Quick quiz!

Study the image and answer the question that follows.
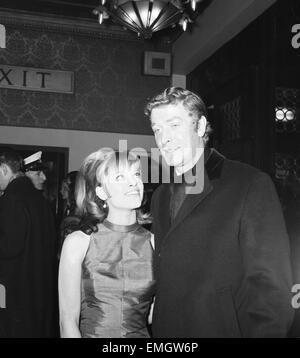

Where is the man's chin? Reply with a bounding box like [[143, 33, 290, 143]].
[[164, 157, 183, 168], [162, 153, 181, 167]]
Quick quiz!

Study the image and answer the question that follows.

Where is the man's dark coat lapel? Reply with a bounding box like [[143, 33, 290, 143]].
[[156, 149, 225, 251]]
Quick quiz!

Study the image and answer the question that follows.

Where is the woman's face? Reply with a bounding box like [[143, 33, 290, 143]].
[[103, 161, 144, 212], [60, 179, 69, 200]]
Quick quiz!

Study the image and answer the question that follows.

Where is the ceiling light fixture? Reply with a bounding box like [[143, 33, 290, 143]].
[[93, 0, 202, 39]]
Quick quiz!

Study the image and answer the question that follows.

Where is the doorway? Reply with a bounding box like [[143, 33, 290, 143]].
[[0, 143, 68, 225]]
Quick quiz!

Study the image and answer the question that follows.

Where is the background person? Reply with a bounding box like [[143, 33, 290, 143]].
[[60, 171, 78, 218], [58, 171, 80, 256], [24, 151, 47, 191], [0, 148, 57, 337]]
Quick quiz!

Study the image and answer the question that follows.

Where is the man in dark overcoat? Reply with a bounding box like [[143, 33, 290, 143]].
[[145, 87, 294, 338], [0, 148, 57, 337]]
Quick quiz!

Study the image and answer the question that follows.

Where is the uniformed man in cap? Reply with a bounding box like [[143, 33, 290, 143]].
[[0, 148, 57, 337], [24, 151, 47, 191]]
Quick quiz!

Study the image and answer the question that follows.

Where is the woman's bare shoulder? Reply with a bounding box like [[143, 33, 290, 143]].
[[61, 230, 91, 261]]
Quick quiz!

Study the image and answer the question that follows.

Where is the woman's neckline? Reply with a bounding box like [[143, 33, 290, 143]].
[[103, 219, 139, 233]]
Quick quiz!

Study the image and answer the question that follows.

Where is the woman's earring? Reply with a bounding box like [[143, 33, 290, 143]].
[[103, 200, 107, 209]]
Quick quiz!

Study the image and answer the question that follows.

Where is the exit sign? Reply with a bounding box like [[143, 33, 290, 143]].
[[0, 65, 74, 93]]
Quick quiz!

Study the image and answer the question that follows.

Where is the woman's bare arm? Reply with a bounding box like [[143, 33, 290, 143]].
[[58, 231, 90, 338]]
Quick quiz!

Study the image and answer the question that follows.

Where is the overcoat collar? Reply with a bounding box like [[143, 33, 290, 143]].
[[157, 148, 225, 246], [4, 175, 33, 194]]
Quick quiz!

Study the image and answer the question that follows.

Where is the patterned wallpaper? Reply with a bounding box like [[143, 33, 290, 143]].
[[0, 24, 170, 134]]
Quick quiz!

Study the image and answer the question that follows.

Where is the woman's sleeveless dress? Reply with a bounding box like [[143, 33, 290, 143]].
[[80, 219, 155, 338]]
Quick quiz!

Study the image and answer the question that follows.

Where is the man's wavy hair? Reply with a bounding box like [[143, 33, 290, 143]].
[[75, 148, 149, 224], [144, 87, 212, 145], [0, 148, 24, 173]]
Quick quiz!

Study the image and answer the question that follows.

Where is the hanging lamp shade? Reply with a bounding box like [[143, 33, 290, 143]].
[[93, 0, 202, 39]]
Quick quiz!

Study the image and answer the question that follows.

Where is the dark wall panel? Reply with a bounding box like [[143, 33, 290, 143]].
[[0, 24, 170, 134]]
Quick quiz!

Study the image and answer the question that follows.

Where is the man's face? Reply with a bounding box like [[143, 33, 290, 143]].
[[0, 164, 10, 191], [26, 170, 46, 190], [150, 102, 204, 169]]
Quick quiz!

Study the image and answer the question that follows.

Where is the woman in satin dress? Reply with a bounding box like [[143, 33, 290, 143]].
[[58, 149, 155, 338]]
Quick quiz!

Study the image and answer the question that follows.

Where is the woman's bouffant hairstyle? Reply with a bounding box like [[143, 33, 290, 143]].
[[75, 148, 148, 224], [144, 87, 212, 145]]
